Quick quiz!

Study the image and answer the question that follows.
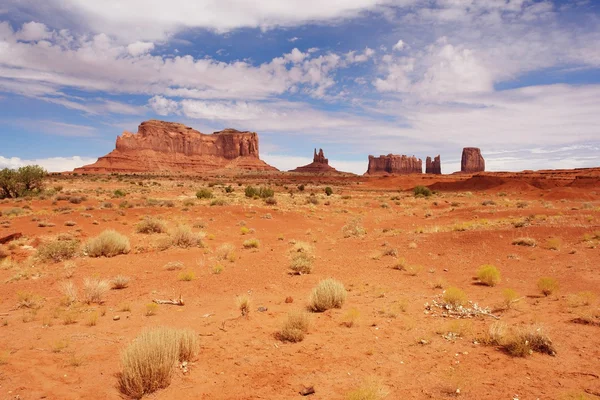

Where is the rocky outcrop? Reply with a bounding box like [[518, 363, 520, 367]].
[[75, 120, 277, 173], [461, 147, 485, 173], [366, 154, 422, 175], [426, 155, 441, 174], [290, 148, 340, 173]]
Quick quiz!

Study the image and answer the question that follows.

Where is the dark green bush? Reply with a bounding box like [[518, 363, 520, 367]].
[[413, 185, 432, 197], [196, 188, 213, 199], [324, 187, 333, 196], [0, 165, 47, 199]]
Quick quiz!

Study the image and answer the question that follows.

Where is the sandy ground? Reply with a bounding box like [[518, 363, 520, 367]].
[[0, 171, 599, 400]]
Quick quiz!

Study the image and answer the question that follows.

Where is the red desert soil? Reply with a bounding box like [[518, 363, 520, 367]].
[[0, 170, 599, 399]]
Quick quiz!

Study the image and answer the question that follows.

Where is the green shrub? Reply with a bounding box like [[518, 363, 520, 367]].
[[245, 186, 274, 198], [196, 188, 213, 199], [325, 187, 333, 196], [477, 265, 500, 287], [0, 165, 47, 199], [308, 279, 347, 312], [297, 184, 305, 191], [85, 230, 130, 257], [113, 189, 126, 198], [413, 185, 432, 197]]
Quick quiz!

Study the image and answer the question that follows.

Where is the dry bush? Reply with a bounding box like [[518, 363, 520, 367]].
[[85, 230, 130, 257], [502, 288, 520, 309], [242, 238, 260, 249], [16, 291, 43, 309], [118, 327, 198, 398], [346, 377, 389, 400], [135, 217, 167, 234], [236, 295, 251, 316], [443, 287, 467, 307], [341, 308, 360, 327], [86, 312, 98, 327], [111, 275, 130, 290], [145, 303, 158, 316], [342, 217, 366, 238], [277, 311, 310, 342], [169, 225, 203, 248], [504, 325, 556, 357], [37, 238, 79, 262], [289, 241, 315, 274], [82, 277, 110, 304], [178, 271, 195, 281], [512, 237, 537, 247], [545, 237, 561, 250], [215, 243, 236, 263], [477, 264, 500, 287], [163, 261, 183, 271], [60, 281, 78, 305], [538, 277, 559, 296], [308, 278, 347, 312], [566, 291, 596, 308]]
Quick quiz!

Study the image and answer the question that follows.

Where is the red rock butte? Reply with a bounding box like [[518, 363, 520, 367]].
[[74, 120, 277, 174], [426, 155, 441, 174], [461, 147, 485, 173], [289, 148, 342, 174], [366, 154, 423, 175]]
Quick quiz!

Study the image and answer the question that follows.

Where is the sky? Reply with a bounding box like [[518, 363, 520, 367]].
[[0, 0, 599, 174]]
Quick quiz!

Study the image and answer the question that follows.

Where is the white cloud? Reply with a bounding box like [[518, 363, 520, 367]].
[[127, 41, 154, 56], [288, 37, 300, 42], [15, 21, 51, 41], [149, 95, 180, 115], [392, 39, 405, 51], [0, 155, 97, 172]]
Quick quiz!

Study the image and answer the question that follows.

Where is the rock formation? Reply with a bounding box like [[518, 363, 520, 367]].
[[366, 154, 422, 175], [290, 148, 341, 173], [461, 147, 485, 173], [74, 120, 277, 173], [426, 155, 441, 174]]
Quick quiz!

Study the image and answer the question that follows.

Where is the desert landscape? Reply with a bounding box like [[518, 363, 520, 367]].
[[1, 120, 599, 400]]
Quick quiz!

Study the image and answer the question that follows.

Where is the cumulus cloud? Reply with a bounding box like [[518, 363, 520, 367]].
[[0, 155, 97, 172], [392, 39, 405, 51], [15, 21, 51, 41], [149, 95, 180, 116], [127, 41, 154, 56]]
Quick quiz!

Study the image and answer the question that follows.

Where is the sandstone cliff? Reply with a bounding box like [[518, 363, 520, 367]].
[[426, 155, 441, 174], [461, 147, 485, 173], [75, 120, 277, 173], [366, 154, 422, 175], [290, 148, 341, 173]]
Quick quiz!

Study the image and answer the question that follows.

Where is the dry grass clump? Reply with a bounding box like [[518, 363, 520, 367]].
[[37, 238, 79, 262], [163, 261, 184, 271], [169, 225, 203, 248], [346, 377, 389, 400], [60, 281, 78, 305], [82, 277, 110, 304], [145, 303, 158, 316], [16, 291, 43, 309], [476, 264, 500, 287], [501, 288, 520, 309], [111, 275, 130, 290], [485, 323, 556, 357], [236, 295, 251, 316], [289, 241, 315, 275], [242, 238, 260, 249], [342, 217, 367, 238], [442, 287, 467, 307], [512, 237, 537, 247], [178, 271, 195, 281], [118, 327, 198, 398], [135, 217, 167, 234], [566, 291, 596, 308], [308, 278, 347, 312], [341, 308, 360, 327], [277, 311, 310, 342], [545, 237, 562, 250], [85, 230, 130, 257], [538, 277, 559, 296], [215, 243, 236, 263]]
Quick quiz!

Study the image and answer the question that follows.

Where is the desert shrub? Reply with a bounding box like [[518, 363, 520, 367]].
[[178, 271, 195, 281], [512, 237, 536, 247], [69, 196, 84, 204], [289, 241, 314, 275], [111, 275, 130, 289], [244, 186, 274, 199], [502, 288, 520, 309], [443, 287, 467, 307], [413, 185, 432, 197], [82, 277, 110, 304], [85, 230, 130, 257], [245, 185, 258, 198], [240, 226, 250, 235], [308, 278, 347, 312], [16, 291, 43, 309], [113, 189, 126, 198], [342, 217, 366, 238], [477, 265, 500, 287], [324, 186, 333, 196], [277, 311, 310, 342], [236, 295, 251, 316], [545, 237, 561, 250], [145, 303, 158, 316], [341, 308, 360, 327], [538, 277, 558, 296], [482, 200, 496, 206], [224, 185, 234, 193], [118, 327, 198, 398], [2, 207, 24, 217], [216, 243, 236, 262], [37, 238, 79, 262], [264, 197, 277, 205], [64, 220, 76, 226], [243, 238, 260, 249], [297, 184, 305, 191], [497, 325, 556, 357], [210, 198, 226, 206], [169, 225, 203, 248], [60, 281, 78, 305], [135, 217, 166, 234], [306, 195, 319, 205], [196, 188, 213, 199], [346, 377, 389, 400], [0, 165, 46, 199]]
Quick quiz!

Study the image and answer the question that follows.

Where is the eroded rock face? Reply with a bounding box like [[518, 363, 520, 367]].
[[75, 120, 277, 173], [426, 155, 441, 174], [290, 148, 340, 173], [366, 154, 422, 175], [461, 147, 485, 173]]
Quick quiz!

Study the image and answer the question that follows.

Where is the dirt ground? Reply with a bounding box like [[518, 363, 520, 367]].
[[0, 170, 599, 400]]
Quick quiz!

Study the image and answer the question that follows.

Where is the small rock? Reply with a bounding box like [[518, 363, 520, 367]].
[[257, 306, 268, 312], [285, 296, 293, 303], [113, 315, 120, 321]]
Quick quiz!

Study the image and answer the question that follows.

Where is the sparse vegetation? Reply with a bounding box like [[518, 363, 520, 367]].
[[443, 287, 467, 307], [413, 185, 432, 197], [196, 188, 213, 199], [289, 241, 315, 274], [512, 237, 537, 247], [37, 238, 79, 262], [477, 264, 500, 286], [277, 311, 310, 342], [342, 217, 366, 238], [236, 295, 251, 316], [242, 238, 260, 249], [485, 322, 556, 357], [85, 230, 131, 257], [538, 277, 559, 296], [169, 225, 203, 248], [82, 277, 110, 304], [308, 278, 347, 312], [135, 217, 167, 234], [178, 271, 195, 281], [346, 377, 389, 400], [111, 275, 130, 290]]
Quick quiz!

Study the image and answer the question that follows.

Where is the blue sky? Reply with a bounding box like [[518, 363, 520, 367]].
[[0, 0, 599, 174]]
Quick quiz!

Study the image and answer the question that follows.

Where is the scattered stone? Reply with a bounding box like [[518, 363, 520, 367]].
[[299, 385, 315, 396], [257, 306, 268, 312], [113, 315, 120, 321], [285, 296, 294, 303]]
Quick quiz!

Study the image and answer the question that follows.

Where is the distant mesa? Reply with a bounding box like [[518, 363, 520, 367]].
[[289, 148, 341, 174], [74, 120, 277, 174], [426, 155, 441, 174], [366, 154, 422, 175], [461, 147, 485, 173]]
